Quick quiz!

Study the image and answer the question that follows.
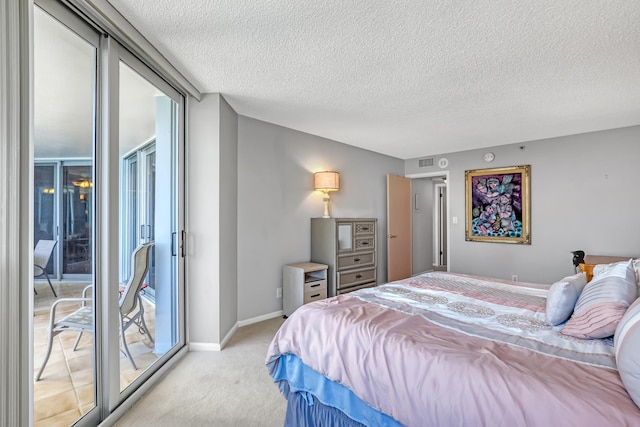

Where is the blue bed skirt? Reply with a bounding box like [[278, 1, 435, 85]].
[[285, 387, 368, 427], [269, 354, 403, 427]]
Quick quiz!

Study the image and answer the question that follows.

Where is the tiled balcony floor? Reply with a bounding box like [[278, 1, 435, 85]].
[[33, 281, 159, 427]]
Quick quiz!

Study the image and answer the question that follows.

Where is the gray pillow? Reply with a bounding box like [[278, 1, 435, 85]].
[[545, 272, 587, 326]]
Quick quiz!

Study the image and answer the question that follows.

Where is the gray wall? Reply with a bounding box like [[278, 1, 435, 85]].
[[219, 96, 239, 336], [237, 116, 404, 321], [405, 125, 640, 284], [187, 93, 238, 346]]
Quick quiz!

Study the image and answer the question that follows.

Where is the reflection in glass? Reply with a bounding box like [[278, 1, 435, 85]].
[[63, 165, 92, 275], [34, 164, 56, 274]]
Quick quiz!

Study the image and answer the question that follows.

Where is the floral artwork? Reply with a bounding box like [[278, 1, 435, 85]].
[[465, 165, 530, 244]]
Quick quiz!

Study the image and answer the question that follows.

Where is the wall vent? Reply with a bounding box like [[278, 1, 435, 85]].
[[418, 157, 434, 168]]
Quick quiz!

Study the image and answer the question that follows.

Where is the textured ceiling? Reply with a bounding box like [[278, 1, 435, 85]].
[[107, 0, 640, 159]]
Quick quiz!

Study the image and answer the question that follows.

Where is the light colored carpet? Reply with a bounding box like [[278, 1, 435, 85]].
[[115, 317, 287, 427]]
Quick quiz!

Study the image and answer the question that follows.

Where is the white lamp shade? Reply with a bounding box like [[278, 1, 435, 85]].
[[314, 171, 340, 192]]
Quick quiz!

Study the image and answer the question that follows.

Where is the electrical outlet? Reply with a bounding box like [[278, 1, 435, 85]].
[[276, 287, 282, 298], [511, 275, 518, 282]]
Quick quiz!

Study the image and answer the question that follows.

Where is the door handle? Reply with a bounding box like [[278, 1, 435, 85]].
[[388, 234, 397, 238]]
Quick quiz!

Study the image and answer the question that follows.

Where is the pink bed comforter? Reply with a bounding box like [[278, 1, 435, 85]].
[[266, 272, 640, 427]]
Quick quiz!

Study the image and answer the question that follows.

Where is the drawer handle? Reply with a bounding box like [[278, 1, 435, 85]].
[[355, 274, 362, 279], [361, 242, 369, 245], [310, 293, 321, 298], [310, 283, 320, 288], [354, 258, 361, 262], [362, 227, 369, 231]]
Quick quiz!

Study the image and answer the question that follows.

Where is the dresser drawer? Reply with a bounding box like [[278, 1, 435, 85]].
[[337, 282, 376, 295], [338, 252, 374, 269], [338, 267, 376, 289], [355, 222, 375, 235], [303, 288, 327, 303], [354, 237, 375, 251], [304, 279, 326, 293]]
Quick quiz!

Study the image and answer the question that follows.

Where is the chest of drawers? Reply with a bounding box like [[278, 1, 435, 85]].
[[311, 218, 377, 296]]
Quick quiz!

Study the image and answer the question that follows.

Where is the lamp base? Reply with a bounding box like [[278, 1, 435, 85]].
[[322, 195, 331, 218]]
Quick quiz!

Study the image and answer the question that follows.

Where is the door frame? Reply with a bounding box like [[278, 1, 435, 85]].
[[406, 171, 451, 272], [433, 182, 447, 268]]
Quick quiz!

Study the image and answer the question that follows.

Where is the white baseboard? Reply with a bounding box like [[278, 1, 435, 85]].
[[188, 310, 283, 351], [189, 341, 222, 352], [238, 310, 283, 327], [189, 322, 238, 352]]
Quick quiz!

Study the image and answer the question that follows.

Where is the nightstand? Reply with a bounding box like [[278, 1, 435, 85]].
[[283, 262, 328, 317]]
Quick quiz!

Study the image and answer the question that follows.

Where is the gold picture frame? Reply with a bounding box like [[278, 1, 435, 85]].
[[465, 165, 531, 244]]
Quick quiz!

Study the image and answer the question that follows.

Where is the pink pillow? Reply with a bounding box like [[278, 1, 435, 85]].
[[562, 260, 637, 339]]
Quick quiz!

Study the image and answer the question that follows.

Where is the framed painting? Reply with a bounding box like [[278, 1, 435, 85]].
[[465, 165, 531, 244]]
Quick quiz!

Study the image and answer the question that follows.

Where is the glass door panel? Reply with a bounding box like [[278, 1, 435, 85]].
[[118, 59, 180, 391], [144, 148, 156, 292], [33, 3, 98, 426], [34, 164, 56, 276], [62, 165, 93, 276]]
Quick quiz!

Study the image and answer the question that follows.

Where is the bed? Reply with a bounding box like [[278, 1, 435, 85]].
[[266, 264, 640, 426]]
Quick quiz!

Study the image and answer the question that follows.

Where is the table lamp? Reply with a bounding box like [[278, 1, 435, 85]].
[[314, 171, 340, 218]]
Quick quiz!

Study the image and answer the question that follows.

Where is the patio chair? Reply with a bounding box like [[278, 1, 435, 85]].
[[35, 242, 154, 381], [118, 241, 155, 370], [34, 239, 58, 297]]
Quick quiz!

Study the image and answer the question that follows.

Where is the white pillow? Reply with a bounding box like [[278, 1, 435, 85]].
[[545, 272, 587, 326], [615, 297, 640, 408], [593, 259, 639, 284]]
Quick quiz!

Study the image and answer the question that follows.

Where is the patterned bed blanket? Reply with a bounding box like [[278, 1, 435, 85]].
[[266, 272, 640, 427]]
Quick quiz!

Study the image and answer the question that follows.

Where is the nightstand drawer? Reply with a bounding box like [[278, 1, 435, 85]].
[[303, 288, 327, 303], [338, 267, 376, 289], [338, 252, 374, 269], [304, 279, 326, 293]]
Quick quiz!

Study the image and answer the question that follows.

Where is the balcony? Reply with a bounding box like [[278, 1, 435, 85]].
[[33, 281, 158, 426]]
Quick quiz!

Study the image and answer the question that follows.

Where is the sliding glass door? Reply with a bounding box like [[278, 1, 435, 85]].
[[117, 55, 183, 393], [34, 162, 94, 281], [123, 143, 157, 294], [33, 1, 185, 425], [33, 4, 98, 425]]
